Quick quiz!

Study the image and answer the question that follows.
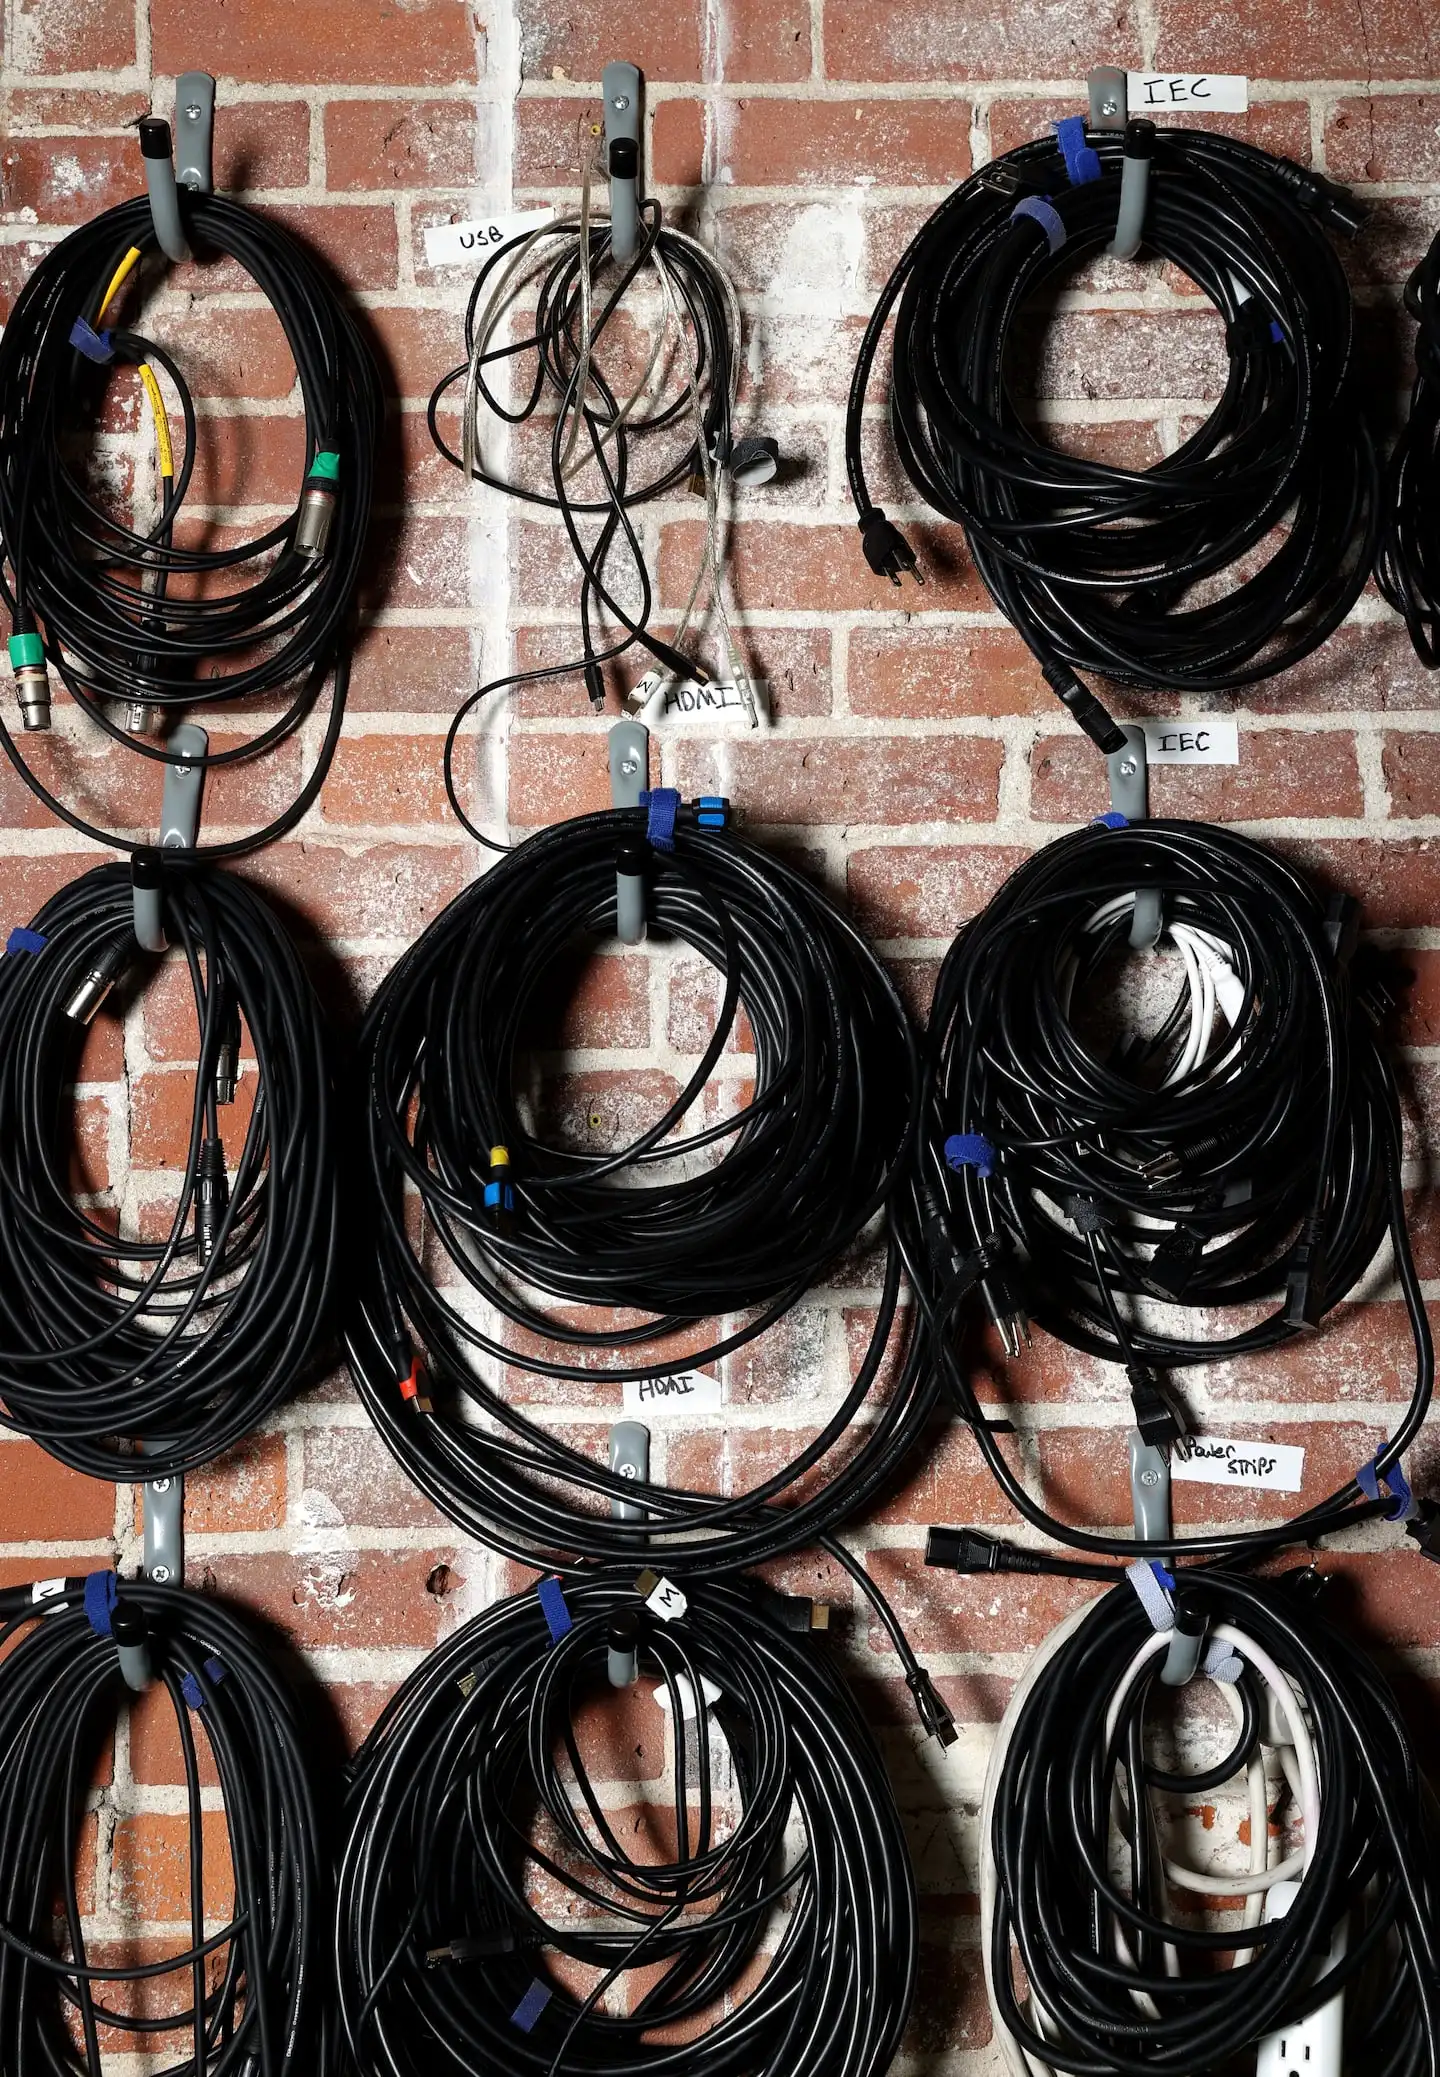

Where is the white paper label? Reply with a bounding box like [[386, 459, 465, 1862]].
[[623, 1369, 724, 1419], [1172, 1437, 1305, 1493], [1127, 73, 1249, 114], [653, 1672, 721, 1721], [1141, 718, 1239, 765], [423, 207, 554, 268], [31, 1577, 66, 1603], [645, 1576, 688, 1622], [641, 677, 766, 727]]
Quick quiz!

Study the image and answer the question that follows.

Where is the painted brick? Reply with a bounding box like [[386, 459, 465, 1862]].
[[515, 0, 703, 81], [152, 0, 483, 86], [1032, 727, 1365, 823], [325, 100, 481, 189], [8, 0, 134, 73], [1326, 95, 1440, 182], [0, 1444, 115, 1543], [1153, 0, 1438, 82], [659, 519, 987, 612], [672, 734, 1004, 826], [721, 99, 973, 187], [825, 0, 1143, 81]]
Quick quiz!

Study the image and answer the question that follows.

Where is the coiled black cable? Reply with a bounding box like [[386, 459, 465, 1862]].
[[983, 1567, 1440, 2075], [0, 1571, 330, 2076], [335, 1569, 918, 2077], [1377, 224, 1440, 664], [345, 803, 939, 1580], [915, 817, 1432, 1561], [848, 125, 1378, 751], [0, 182, 380, 855], [0, 859, 336, 1480]]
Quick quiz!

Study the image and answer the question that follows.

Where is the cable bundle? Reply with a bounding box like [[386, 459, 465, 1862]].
[[915, 817, 1432, 1559], [0, 188, 380, 854], [0, 859, 336, 1480], [848, 125, 1378, 750], [0, 1571, 330, 2076], [981, 1568, 1440, 2075], [335, 1569, 918, 2077], [1377, 223, 1440, 664], [346, 802, 935, 1576]]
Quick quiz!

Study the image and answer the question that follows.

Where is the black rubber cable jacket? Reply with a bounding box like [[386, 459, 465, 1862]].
[[334, 1570, 918, 2077], [0, 189, 381, 856], [0, 1574, 333, 2077], [1377, 223, 1440, 664], [0, 859, 337, 1479]]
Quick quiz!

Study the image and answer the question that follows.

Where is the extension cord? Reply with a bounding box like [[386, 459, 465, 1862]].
[[1254, 1880, 1345, 2077]]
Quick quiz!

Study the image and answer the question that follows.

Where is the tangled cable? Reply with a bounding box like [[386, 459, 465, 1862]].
[[1377, 223, 1440, 665], [335, 1569, 918, 2077], [848, 123, 1378, 752], [428, 149, 765, 837], [0, 859, 336, 1480], [980, 1567, 1440, 2075], [0, 1571, 330, 2076], [346, 801, 938, 1580], [0, 185, 380, 854], [915, 817, 1432, 1560]]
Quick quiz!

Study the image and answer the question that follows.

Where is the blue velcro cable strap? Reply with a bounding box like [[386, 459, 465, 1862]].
[[945, 1132, 996, 1180], [1358, 1455, 1417, 1521], [84, 1571, 118, 1637], [537, 1576, 572, 1644], [1095, 811, 1129, 830], [1011, 195, 1067, 254], [181, 1657, 226, 1711], [1054, 116, 1102, 185], [639, 788, 680, 852], [69, 318, 115, 363], [512, 1979, 552, 2032], [1126, 1559, 1174, 1630], [5, 927, 46, 956]]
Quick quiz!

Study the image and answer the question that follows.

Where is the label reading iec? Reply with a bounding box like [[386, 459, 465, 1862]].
[[1172, 1437, 1305, 1493], [622, 1368, 725, 1419], [1126, 73, 1249, 113], [423, 208, 554, 268], [1141, 717, 1239, 766]]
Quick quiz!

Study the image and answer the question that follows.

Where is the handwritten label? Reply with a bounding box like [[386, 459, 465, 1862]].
[[30, 1578, 66, 1604], [1172, 1437, 1305, 1493], [1127, 73, 1249, 114], [639, 676, 767, 727], [623, 1368, 724, 1419], [423, 207, 554, 268], [1141, 718, 1239, 766], [645, 1576, 688, 1622]]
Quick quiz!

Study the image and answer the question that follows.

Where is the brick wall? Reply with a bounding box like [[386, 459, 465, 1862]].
[[2, 1, 1439, 2067]]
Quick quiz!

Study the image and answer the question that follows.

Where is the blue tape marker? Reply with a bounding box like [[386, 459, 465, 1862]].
[[1269, 320, 1285, 345], [536, 1576, 572, 1644], [83, 1571, 118, 1638], [1011, 195, 1067, 254], [204, 1656, 225, 1687], [1358, 1455, 1416, 1521], [639, 787, 680, 852], [1095, 811, 1129, 829], [181, 1672, 207, 1711], [69, 318, 115, 363], [1054, 116, 1102, 185], [944, 1132, 996, 1180], [511, 1979, 552, 2033], [5, 928, 46, 956]]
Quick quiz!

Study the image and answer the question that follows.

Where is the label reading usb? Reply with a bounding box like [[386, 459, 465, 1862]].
[[622, 1369, 724, 1419], [1126, 73, 1249, 114], [1172, 1437, 1305, 1493], [423, 208, 554, 268]]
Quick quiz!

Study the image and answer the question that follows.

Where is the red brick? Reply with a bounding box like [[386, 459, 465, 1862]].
[[147, 305, 296, 402], [1020, 308, 1229, 404], [178, 411, 307, 510], [130, 1069, 257, 1170], [1326, 95, 1440, 182], [722, 0, 813, 81], [1343, 196, 1440, 288], [509, 730, 614, 825], [8, 0, 134, 72], [1280, 838, 1440, 929], [673, 734, 1003, 826], [846, 842, 1032, 938], [1239, 623, 1440, 714], [1396, 952, 1440, 1047], [1205, 1301, 1435, 1407], [179, 1433, 287, 1533], [825, 0, 1142, 80], [214, 101, 313, 190], [191, 1547, 467, 1649], [153, 0, 482, 85], [0, 1444, 115, 1544], [849, 624, 1050, 718], [1, 138, 134, 223], [302, 1426, 450, 1531], [515, 0, 703, 81], [8, 88, 148, 127], [360, 513, 470, 611], [347, 622, 475, 714], [865, 1544, 1097, 1653], [321, 733, 457, 826], [722, 99, 972, 186], [325, 100, 479, 189], [513, 97, 602, 186], [1031, 728, 1364, 824], [660, 519, 985, 613], [130, 1684, 222, 1789], [989, 95, 1311, 163], [112, 1812, 233, 1922], [1154, 0, 1436, 81], [650, 101, 705, 186], [237, 842, 472, 941], [523, 947, 650, 1048], [1385, 730, 1440, 817]]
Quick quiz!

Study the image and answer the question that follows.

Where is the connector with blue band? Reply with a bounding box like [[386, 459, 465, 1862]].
[[511, 1979, 553, 2032], [1358, 1455, 1417, 1521], [483, 1180, 515, 1212], [537, 1576, 572, 1643], [5, 927, 46, 956], [69, 318, 116, 363], [1054, 115, 1102, 185], [944, 1132, 996, 1180], [696, 795, 727, 830], [1011, 195, 1067, 254], [181, 1656, 226, 1712], [84, 1570, 118, 1637], [1095, 810, 1129, 829], [639, 787, 680, 852]]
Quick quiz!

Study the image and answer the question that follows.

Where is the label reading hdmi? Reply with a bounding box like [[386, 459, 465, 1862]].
[[622, 1369, 724, 1418]]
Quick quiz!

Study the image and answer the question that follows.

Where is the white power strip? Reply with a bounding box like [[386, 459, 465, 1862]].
[[1254, 1880, 1346, 2077]]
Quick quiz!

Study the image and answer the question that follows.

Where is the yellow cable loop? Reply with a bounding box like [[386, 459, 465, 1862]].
[[97, 245, 142, 324], [136, 363, 174, 479]]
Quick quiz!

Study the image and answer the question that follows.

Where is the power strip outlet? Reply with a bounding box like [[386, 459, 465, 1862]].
[[1254, 1880, 1345, 2077]]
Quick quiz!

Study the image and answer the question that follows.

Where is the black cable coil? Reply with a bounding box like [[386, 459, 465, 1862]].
[[0, 859, 336, 1480], [848, 125, 1378, 752], [346, 803, 938, 1579], [0, 176, 381, 855], [915, 817, 1432, 1561], [335, 1570, 918, 2077], [984, 1568, 1440, 2075], [1377, 223, 1440, 665], [0, 1571, 331, 2076]]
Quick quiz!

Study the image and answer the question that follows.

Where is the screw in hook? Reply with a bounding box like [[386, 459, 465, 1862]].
[[611, 94, 631, 111]]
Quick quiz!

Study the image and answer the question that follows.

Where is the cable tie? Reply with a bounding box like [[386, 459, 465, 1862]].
[[536, 1575, 573, 1643], [1125, 1558, 1176, 1630], [83, 1570, 118, 1638], [1094, 810, 1129, 829], [1203, 1640, 1242, 1683], [1357, 1454, 1418, 1521], [1010, 195, 1067, 253], [69, 317, 115, 363], [5, 927, 46, 956], [511, 1978, 552, 2032], [1054, 115, 1102, 185], [638, 787, 680, 852], [944, 1132, 996, 1180], [1066, 1193, 1109, 1234]]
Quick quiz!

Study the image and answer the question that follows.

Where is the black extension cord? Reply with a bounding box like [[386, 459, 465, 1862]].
[[0, 1571, 331, 2076], [345, 802, 942, 1580], [0, 859, 337, 1480], [334, 1569, 918, 2077], [848, 125, 1378, 751], [0, 187, 380, 855], [915, 817, 1433, 1561], [982, 1567, 1440, 2075], [1377, 223, 1440, 665]]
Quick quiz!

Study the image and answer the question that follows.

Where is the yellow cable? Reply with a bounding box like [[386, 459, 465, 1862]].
[[97, 245, 142, 323], [137, 363, 174, 479]]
